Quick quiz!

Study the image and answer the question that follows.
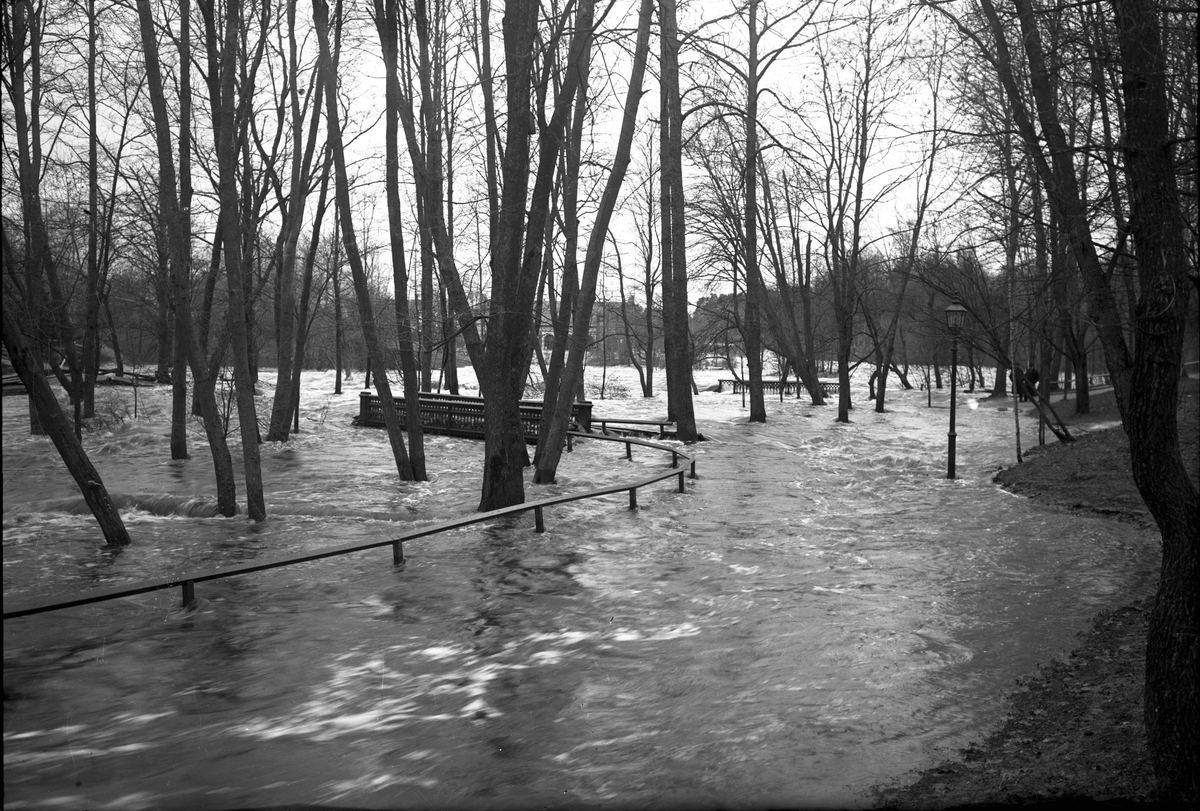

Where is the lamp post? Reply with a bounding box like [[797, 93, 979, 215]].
[[944, 299, 967, 479]]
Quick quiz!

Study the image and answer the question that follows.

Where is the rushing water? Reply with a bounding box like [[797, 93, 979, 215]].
[[3, 369, 1156, 810]]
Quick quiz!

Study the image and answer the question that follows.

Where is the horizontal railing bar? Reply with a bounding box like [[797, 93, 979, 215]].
[[4, 431, 693, 620], [595, 417, 672, 426]]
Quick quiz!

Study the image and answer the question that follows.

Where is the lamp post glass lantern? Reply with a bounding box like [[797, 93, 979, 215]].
[[944, 300, 967, 479]]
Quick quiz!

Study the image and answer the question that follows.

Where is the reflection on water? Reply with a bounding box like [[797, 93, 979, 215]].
[[3, 371, 1157, 809]]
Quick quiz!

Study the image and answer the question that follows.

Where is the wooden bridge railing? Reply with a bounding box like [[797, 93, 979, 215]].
[[356, 391, 593, 440], [718, 378, 841, 397], [3, 431, 695, 620]]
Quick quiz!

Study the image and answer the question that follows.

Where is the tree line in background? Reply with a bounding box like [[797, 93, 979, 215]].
[[2, 0, 1195, 798]]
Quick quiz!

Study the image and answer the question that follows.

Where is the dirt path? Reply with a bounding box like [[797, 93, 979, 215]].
[[875, 378, 1198, 809]]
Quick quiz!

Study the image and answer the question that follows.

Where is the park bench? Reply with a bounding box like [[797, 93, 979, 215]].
[[355, 391, 593, 441]]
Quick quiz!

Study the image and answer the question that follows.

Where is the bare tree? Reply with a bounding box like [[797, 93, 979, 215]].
[[659, 0, 699, 441], [314, 0, 417, 482], [807, 0, 911, 422], [534, 0, 656, 484], [372, 0, 429, 480], [134, 0, 239, 515], [265, 1, 327, 442]]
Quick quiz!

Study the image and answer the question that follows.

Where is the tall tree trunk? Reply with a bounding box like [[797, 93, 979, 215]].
[[535, 0, 653, 483], [477, 0, 592, 509], [659, 0, 698, 441], [135, 0, 238, 515], [82, 0, 101, 420], [214, 0, 266, 521], [742, 0, 766, 423], [373, 0, 427, 480], [267, 3, 316, 441], [1108, 2, 1200, 798], [536, 71, 585, 462], [394, 0, 485, 378], [971, 0, 1198, 796], [333, 230, 344, 394], [290, 152, 333, 432], [314, 0, 414, 481]]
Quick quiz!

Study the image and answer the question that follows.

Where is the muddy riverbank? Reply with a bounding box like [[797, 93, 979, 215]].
[[877, 378, 1198, 808]]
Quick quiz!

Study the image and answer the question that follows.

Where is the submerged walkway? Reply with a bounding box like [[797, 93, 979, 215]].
[[3, 428, 695, 619]]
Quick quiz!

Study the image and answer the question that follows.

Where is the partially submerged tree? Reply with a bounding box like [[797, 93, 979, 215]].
[[134, 0, 239, 516], [534, 0, 656, 484], [659, 0, 699, 441], [3, 252, 131, 546]]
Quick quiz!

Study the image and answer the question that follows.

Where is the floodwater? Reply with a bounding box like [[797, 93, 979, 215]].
[[2, 369, 1157, 810]]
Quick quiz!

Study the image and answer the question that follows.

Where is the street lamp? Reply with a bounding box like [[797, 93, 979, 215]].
[[944, 299, 967, 479]]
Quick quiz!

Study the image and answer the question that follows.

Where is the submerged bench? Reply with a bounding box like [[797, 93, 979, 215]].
[[355, 391, 593, 441]]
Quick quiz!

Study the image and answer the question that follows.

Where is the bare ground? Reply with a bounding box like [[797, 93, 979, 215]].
[[872, 377, 1199, 810]]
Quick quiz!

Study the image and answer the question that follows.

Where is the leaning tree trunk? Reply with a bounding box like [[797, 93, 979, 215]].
[[314, 0, 414, 482], [3, 297, 130, 545]]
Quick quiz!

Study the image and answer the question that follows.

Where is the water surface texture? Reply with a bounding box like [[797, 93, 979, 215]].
[[3, 370, 1156, 809]]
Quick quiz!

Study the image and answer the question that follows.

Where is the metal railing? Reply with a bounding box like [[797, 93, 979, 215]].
[[592, 417, 675, 437], [3, 431, 696, 620]]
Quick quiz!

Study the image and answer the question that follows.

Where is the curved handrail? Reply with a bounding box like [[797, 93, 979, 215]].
[[3, 430, 696, 619]]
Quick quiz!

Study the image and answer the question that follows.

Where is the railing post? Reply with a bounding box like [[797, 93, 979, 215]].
[[535, 505, 545, 533], [689, 459, 697, 479], [625, 441, 632, 460], [567, 433, 573, 452], [358, 391, 372, 426], [393, 540, 404, 565], [671, 450, 678, 468], [629, 488, 638, 510], [678, 470, 685, 493], [181, 580, 195, 608]]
